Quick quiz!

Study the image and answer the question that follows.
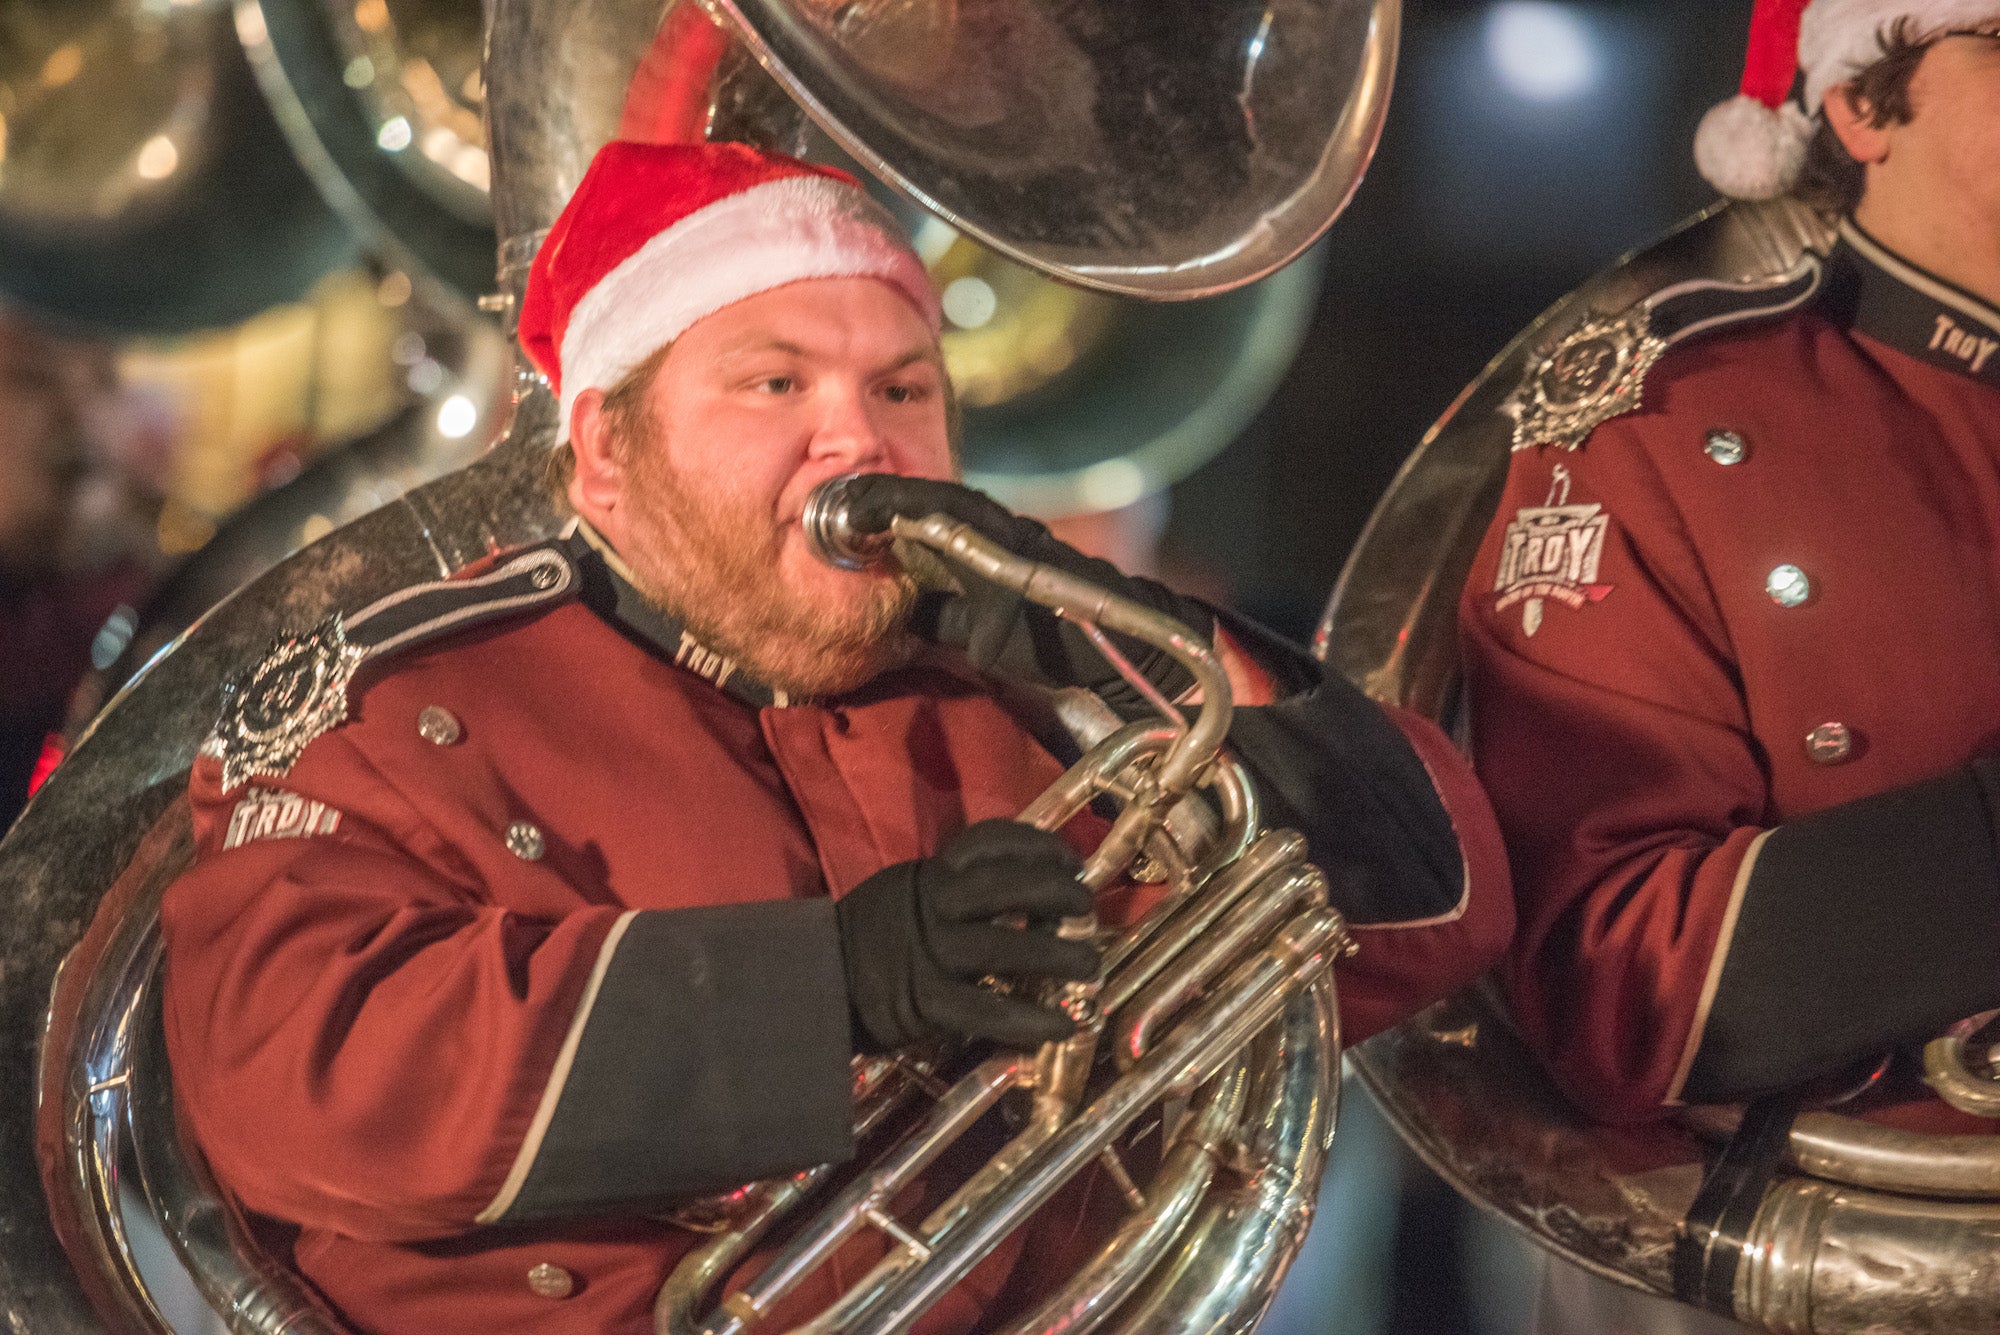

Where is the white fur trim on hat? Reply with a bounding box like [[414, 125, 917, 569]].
[[1800, 0, 2000, 110], [556, 175, 941, 441], [1694, 94, 1815, 200]]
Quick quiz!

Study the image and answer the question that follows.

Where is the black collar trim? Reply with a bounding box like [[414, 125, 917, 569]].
[[563, 522, 795, 709], [1829, 219, 2000, 389]]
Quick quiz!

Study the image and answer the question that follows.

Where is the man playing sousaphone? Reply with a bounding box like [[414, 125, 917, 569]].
[[159, 140, 1513, 1333], [1461, 0, 2000, 1326]]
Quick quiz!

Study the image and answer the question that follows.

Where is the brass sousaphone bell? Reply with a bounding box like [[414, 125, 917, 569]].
[[0, 0, 1397, 1329]]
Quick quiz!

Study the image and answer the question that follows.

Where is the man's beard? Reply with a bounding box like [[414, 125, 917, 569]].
[[617, 452, 919, 698]]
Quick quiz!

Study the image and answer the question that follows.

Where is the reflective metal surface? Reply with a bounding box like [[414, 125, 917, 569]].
[[238, 0, 495, 304], [12, 420, 564, 1334], [0, 0, 354, 332], [664, 483, 1349, 1334], [1322, 199, 2000, 1332], [712, 0, 1396, 297], [960, 247, 1326, 519]]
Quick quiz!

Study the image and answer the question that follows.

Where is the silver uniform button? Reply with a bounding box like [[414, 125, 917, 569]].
[[526, 1262, 574, 1299], [505, 821, 545, 861], [416, 705, 461, 746], [1704, 429, 1746, 465], [1766, 564, 1811, 607], [1805, 722, 1853, 764], [531, 563, 561, 590]]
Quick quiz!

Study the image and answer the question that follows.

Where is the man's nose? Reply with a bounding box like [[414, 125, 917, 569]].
[[808, 385, 888, 468]]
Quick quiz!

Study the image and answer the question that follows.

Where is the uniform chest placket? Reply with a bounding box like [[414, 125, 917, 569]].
[[1708, 426, 1858, 773]]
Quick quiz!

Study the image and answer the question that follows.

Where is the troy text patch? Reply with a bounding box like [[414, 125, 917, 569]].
[[1493, 466, 1613, 635], [223, 787, 343, 850]]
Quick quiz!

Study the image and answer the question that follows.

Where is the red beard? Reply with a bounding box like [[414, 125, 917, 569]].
[[615, 451, 918, 698]]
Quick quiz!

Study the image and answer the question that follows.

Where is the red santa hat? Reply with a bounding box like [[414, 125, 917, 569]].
[[518, 140, 941, 441], [1694, 0, 2000, 200]]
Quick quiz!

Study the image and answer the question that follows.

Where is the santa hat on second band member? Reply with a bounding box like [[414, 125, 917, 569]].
[[1694, 0, 2000, 199], [517, 141, 941, 441]]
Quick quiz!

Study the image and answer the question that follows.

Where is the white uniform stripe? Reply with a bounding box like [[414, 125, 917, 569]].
[[476, 909, 642, 1225], [1666, 828, 1774, 1106]]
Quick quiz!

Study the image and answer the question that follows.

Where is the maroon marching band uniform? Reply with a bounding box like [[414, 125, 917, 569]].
[[162, 523, 1511, 1334], [1462, 217, 2000, 1126]]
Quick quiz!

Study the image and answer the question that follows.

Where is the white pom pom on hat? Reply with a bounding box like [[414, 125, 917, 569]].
[[1694, 94, 1814, 200], [1697, 0, 2000, 199]]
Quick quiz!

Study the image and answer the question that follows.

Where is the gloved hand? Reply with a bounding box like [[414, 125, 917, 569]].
[[840, 474, 1213, 719], [836, 819, 1101, 1052]]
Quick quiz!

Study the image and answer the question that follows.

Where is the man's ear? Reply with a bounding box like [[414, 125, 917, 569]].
[[1823, 83, 1890, 165], [567, 387, 624, 527]]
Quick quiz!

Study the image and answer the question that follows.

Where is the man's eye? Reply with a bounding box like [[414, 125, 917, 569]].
[[754, 376, 795, 394], [883, 383, 927, 404]]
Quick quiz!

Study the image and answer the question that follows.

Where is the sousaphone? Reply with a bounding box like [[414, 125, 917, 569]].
[[0, 0, 1396, 1329], [1323, 198, 2000, 1335], [0, 0, 355, 334]]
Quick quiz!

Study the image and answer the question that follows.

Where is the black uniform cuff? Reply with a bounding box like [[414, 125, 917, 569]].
[[500, 901, 855, 1221], [1216, 609, 1464, 926], [1684, 761, 2000, 1101]]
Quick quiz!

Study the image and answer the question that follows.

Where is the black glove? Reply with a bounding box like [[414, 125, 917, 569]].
[[836, 819, 1101, 1052], [841, 474, 1212, 719]]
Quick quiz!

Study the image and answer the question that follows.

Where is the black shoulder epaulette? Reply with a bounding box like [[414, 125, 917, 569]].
[[1504, 253, 1825, 451], [201, 542, 576, 791]]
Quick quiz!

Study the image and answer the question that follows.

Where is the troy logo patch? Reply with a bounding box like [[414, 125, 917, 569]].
[[1493, 465, 1613, 635], [223, 787, 343, 850]]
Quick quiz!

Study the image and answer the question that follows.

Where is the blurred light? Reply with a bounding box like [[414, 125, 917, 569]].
[[376, 270, 413, 307], [911, 218, 959, 268], [941, 276, 999, 331], [90, 606, 137, 671], [135, 135, 180, 181], [344, 56, 376, 89], [353, 0, 391, 35], [235, 4, 268, 48], [300, 514, 335, 544], [1485, 2, 1597, 102], [41, 44, 83, 89], [157, 501, 217, 555], [377, 116, 413, 152], [262, 449, 303, 489], [1028, 334, 1076, 377], [1078, 458, 1147, 512], [392, 331, 426, 364], [0, 113, 9, 166], [422, 125, 458, 164], [436, 394, 478, 438], [407, 359, 446, 394], [451, 145, 490, 191]]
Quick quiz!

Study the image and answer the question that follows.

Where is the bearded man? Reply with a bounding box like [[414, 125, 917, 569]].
[[160, 141, 1513, 1335]]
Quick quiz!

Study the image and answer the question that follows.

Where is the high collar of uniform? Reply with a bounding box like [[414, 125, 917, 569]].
[[564, 520, 797, 709], [1828, 218, 2000, 390]]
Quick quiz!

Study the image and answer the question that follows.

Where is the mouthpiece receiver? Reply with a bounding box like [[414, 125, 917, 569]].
[[803, 474, 893, 571]]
